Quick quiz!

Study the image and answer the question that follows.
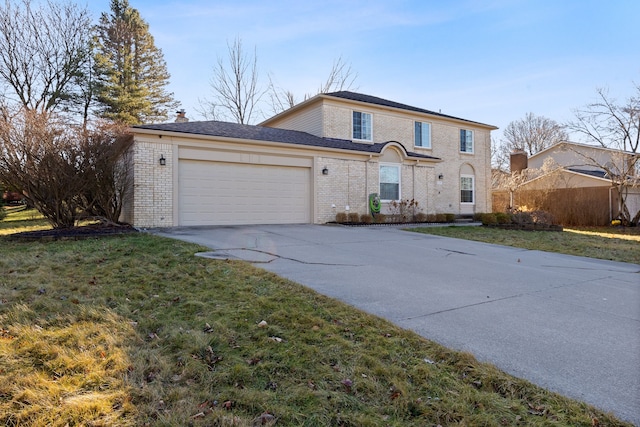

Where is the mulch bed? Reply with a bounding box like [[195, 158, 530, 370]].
[[6, 224, 138, 241]]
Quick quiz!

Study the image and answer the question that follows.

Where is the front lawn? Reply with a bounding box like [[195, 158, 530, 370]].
[[0, 212, 633, 426], [410, 225, 640, 265]]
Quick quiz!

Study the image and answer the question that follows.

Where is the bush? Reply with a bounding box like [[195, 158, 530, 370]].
[[529, 210, 555, 225], [511, 210, 533, 225], [374, 213, 387, 223], [347, 212, 360, 223], [434, 213, 447, 223], [360, 214, 373, 224], [426, 214, 437, 223], [335, 212, 347, 223], [445, 213, 455, 223], [0, 111, 132, 228], [495, 212, 511, 224], [414, 212, 428, 223], [480, 213, 497, 225]]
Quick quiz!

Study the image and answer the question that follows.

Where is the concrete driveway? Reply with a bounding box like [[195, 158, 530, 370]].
[[153, 224, 640, 425]]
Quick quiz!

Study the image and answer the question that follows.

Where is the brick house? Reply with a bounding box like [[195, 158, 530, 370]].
[[124, 91, 497, 227]]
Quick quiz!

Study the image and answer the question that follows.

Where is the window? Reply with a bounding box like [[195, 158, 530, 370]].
[[380, 164, 400, 201], [353, 111, 372, 141], [460, 129, 474, 153], [414, 121, 431, 148], [460, 175, 474, 204]]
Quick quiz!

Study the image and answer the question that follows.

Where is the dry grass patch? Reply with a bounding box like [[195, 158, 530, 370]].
[[410, 226, 640, 265], [0, 225, 633, 426], [0, 206, 51, 235]]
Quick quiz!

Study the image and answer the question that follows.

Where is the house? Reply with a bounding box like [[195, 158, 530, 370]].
[[123, 91, 497, 227], [495, 141, 640, 225]]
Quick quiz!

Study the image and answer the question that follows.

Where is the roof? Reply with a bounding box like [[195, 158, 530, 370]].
[[323, 91, 497, 129], [260, 90, 498, 130], [567, 168, 609, 179], [530, 140, 638, 161], [132, 120, 439, 160]]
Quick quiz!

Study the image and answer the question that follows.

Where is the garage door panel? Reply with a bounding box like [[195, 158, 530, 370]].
[[179, 160, 310, 225]]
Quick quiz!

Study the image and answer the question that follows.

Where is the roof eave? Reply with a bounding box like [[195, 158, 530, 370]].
[[130, 127, 442, 162]]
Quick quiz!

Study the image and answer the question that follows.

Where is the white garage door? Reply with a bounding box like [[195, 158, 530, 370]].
[[179, 160, 311, 226]]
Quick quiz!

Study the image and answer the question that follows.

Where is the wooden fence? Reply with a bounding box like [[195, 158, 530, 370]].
[[492, 187, 615, 226]]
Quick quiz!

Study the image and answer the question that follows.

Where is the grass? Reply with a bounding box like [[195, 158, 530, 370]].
[[0, 206, 51, 235], [410, 225, 640, 265], [0, 209, 634, 426]]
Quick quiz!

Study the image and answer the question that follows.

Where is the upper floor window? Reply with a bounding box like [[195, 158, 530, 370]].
[[353, 111, 372, 141], [380, 164, 400, 201], [460, 129, 474, 153], [414, 121, 431, 148], [460, 175, 474, 204]]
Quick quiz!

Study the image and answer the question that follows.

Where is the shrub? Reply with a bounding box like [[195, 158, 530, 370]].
[[529, 210, 555, 225], [374, 213, 387, 223], [445, 213, 455, 223], [434, 213, 447, 223], [347, 212, 360, 223], [480, 213, 497, 225], [335, 212, 347, 223], [473, 212, 484, 222], [414, 212, 428, 223], [495, 212, 511, 224], [426, 214, 437, 223], [0, 112, 132, 228], [360, 214, 373, 224], [511, 210, 533, 225]]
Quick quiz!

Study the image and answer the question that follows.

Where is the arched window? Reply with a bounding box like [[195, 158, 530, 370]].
[[460, 164, 475, 205]]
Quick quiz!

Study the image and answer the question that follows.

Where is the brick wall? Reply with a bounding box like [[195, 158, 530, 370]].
[[320, 103, 493, 215], [130, 141, 173, 228]]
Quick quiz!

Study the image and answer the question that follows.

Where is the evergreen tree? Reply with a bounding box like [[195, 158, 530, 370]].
[[93, 0, 177, 124]]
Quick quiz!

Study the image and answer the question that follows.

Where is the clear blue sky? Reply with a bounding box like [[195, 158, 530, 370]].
[[87, 0, 639, 141]]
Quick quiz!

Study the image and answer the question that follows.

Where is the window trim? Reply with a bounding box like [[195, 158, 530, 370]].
[[460, 174, 475, 204], [460, 129, 474, 154], [352, 111, 373, 141], [414, 121, 432, 149], [379, 163, 401, 202]]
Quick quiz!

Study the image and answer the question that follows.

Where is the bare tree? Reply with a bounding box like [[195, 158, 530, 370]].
[[199, 37, 263, 124], [501, 113, 568, 156], [0, 0, 92, 114], [267, 56, 358, 115], [568, 86, 640, 225], [0, 108, 133, 228], [77, 122, 133, 224]]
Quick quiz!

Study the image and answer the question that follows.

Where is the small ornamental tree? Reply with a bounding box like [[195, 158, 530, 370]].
[[0, 108, 133, 228]]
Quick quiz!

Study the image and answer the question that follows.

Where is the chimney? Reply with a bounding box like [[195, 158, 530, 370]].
[[175, 109, 188, 123], [510, 150, 528, 173]]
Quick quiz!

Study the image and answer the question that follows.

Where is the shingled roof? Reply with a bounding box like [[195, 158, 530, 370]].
[[132, 120, 439, 160], [324, 91, 495, 128]]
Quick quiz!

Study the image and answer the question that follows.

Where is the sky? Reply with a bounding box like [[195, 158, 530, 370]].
[[86, 0, 639, 142]]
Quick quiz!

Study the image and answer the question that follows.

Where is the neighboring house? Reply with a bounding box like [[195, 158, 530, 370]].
[[123, 91, 497, 227], [497, 141, 639, 224]]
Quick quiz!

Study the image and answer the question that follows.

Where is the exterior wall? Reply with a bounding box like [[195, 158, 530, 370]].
[[528, 144, 624, 172], [315, 156, 370, 222], [265, 103, 323, 137], [314, 155, 435, 223], [318, 100, 493, 215], [522, 171, 611, 190], [129, 140, 174, 228]]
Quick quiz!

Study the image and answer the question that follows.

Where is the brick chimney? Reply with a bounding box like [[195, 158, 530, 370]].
[[510, 150, 528, 173], [175, 109, 188, 123]]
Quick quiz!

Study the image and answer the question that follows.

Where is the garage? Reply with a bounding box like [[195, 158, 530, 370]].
[[178, 159, 311, 226]]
